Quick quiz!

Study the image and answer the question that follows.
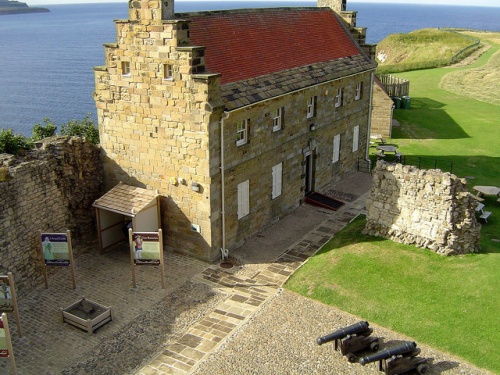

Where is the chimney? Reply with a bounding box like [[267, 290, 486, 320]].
[[128, 0, 174, 22], [317, 0, 346, 13]]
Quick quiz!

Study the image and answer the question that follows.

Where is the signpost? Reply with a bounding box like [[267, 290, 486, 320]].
[[0, 313, 17, 374], [129, 229, 164, 288], [0, 273, 21, 337], [40, 230, 76, 289]]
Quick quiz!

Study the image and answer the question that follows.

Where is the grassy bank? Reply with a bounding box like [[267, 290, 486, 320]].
[[376, 28, 479, 73], [286, 32, 500, 373]]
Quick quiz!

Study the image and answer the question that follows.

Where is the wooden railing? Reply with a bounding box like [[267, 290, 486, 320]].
[[377, 74, 410, 97]]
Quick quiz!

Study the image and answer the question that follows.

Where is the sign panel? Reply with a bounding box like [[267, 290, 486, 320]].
[[0, 318, 7, 358], [132, 232, 160, 265], [0, 281, 12, 311], [41, 233, 70, 266]]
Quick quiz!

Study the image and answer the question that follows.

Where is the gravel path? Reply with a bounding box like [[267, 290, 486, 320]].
[[192, 289, 494, 375]]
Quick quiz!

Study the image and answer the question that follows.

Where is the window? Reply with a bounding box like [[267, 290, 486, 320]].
[[335, 88, 343, 108], [121, 61, 130, 76], [272, 107, 284, 132], [236, 119, 249, 146], [306, 96, 316, 118], [352, 125, 359, 152], [237, 180, 250, 219], [355, 82, 363, 100], [333, 134, 340, 163], [163, 63, 173, 80], [271, 163, 283, 199]]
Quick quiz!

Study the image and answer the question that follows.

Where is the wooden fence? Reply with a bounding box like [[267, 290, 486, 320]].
[[377, 74, 410, 97]]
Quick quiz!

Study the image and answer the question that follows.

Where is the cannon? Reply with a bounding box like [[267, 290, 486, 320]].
[[359, 341, 429, 375], [316, 321, 379, 362]]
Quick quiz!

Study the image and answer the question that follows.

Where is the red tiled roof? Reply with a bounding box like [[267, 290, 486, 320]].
[[180, 8, 363, 85]]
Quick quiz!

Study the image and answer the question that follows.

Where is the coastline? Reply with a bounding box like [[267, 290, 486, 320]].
[[0, 0, 49, 15]]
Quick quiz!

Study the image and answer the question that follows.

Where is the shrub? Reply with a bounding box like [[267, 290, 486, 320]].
[[0, 129, 32, 155], [32, 118, 57, 141], [60, 113, 99, 145]]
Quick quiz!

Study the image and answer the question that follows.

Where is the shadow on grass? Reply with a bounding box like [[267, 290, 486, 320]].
[[316, 215, 386, 257], [393, 97, 470, 140]]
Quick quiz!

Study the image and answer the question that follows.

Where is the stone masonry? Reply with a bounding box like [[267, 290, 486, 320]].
[[94, 0, 377, 262], [364, 162, 481, 255], [0, 137, 103, 297], [370, 79, 394, 138]]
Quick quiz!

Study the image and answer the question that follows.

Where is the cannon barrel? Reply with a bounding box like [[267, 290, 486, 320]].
[[316, 321, 369, 345], [359, 341, 417, 365]]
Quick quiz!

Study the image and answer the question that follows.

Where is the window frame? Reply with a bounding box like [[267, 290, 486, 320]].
[[121, 61, 131, 77], [306, 96, 316, 119], [163, 63, 173, 80], [334, 88, 343, 108], [355, 82, 363, 100], [272, 107, 283, 132], [236, 119, 249, 146]]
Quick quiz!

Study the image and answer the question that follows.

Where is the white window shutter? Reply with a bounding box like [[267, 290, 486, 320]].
[[272, 163, 282, 199], [237, 180, 250, 219], [353, 125, 359, 152], [333, 134, 340, 163]]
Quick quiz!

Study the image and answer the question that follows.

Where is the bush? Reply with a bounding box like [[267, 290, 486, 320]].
[[60, 113, 99, 145], [0, 114, 100, 156], [32, 118, 57, 141], [0, 129, 32, 155]]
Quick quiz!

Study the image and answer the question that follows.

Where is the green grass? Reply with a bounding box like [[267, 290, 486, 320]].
[[287, 33, 500, 373], [376, 28, 479, 73], [286, 216, 500, 373]]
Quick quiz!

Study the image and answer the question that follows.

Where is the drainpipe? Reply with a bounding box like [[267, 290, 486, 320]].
[[366, 71, 375, 170], [220, 111, 230, 261]]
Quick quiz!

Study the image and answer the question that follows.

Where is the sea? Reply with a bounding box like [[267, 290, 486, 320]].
[[1, 1, 499, 137]]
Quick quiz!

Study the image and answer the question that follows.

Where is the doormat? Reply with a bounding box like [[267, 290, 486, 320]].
[[305, 192, 345, 211]]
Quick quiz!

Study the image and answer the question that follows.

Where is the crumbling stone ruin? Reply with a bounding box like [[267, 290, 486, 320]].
[[364, 162, 481, 255]]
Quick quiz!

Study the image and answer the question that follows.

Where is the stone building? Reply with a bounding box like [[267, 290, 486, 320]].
[[93, 0, 377, 261], [371, 77, 394, 138]]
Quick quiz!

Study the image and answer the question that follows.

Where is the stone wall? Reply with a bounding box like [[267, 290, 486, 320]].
[[370, 81, 393, 139], [0, 137, 103, 297], [364, 162, 481, 255], [222, 74, 372, 251]]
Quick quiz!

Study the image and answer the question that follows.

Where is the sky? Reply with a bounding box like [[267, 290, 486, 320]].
[[24, 0, 500, 7]]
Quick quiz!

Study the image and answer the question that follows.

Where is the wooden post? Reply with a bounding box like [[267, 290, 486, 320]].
[[67, 230, 76, 289], [129, 228, 136, 288], [1, 313, 17, 375], [95, 207, 103, 254], [6, 273, 21, 337], [158, 228, 165, 289], [39, 230, 49, 289]]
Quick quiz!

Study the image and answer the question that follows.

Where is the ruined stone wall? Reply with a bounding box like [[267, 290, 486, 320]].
[[364, 162, 481, 255], [0, 137, 103, 297]]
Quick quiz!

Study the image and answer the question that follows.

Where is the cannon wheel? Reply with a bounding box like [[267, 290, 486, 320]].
[[345, 352, 357, 363], [369, 341, 379, 351], [417, 363, 429, 374]]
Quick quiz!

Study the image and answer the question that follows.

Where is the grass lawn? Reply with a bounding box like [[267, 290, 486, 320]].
[[286, 32, 500, 373], [286, 216, 500, 373]]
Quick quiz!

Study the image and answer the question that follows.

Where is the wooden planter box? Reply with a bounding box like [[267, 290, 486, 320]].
[[62, 297, 112, 334]]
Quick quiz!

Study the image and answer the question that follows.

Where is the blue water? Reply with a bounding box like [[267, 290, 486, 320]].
[[1, 1, 499, 136]]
